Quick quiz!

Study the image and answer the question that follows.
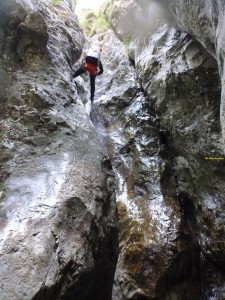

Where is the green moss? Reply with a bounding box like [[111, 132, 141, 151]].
[[123, 38, 131, 52]]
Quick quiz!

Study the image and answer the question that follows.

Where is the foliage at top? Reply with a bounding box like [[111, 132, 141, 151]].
[[80, 11, 111, 37], [50, 0, 112, 36]]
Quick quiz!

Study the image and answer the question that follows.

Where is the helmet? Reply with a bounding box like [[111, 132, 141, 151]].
[[92, 45, 102, 54]]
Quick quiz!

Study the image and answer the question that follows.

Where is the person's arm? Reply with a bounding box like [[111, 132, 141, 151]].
[[98, 61, 103, 75]]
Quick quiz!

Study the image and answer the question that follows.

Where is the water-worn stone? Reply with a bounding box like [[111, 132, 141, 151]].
[[0, 1, 118, 299], [89, 0, 225, 299]]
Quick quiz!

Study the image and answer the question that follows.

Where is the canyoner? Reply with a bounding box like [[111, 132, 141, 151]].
[[72, 45, 104, 102]]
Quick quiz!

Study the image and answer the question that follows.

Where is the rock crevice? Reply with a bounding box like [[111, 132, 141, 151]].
[[82, 1, 225, 299]]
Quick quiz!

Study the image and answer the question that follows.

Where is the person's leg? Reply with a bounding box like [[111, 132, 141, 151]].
[[90, 74, 96, 101], [73, 67, 86, 78]]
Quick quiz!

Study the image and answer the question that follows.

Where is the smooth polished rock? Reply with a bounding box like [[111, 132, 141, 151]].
[[96, 1, 225, 298]]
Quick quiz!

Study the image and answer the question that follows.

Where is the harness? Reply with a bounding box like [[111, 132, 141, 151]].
[[84, 63, 97, 76]]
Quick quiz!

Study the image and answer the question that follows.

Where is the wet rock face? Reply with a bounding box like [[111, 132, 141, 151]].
[[134, 25, 225, 299], [0, 1, 118, 299], [92, 0, 225, 299], [88, 29, 199, 299], [159, 0, 225, 149]]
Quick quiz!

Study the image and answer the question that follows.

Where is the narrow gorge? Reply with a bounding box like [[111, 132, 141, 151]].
[[0, 0, 225, 300]]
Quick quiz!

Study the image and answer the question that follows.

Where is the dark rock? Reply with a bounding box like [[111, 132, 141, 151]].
[[0, 1, 118, 299]]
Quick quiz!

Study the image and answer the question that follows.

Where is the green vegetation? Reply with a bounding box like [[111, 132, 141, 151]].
[[51, 0, 62, 5], [50, 0, 112, 36], [93, 13, 110, 31], [80, 12, 111, 36]]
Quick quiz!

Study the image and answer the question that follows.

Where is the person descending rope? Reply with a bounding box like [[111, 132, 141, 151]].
[[72, 45, 103, 102]]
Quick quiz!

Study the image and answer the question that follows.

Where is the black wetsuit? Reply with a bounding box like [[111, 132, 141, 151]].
[[73, 56, 103, 101]]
